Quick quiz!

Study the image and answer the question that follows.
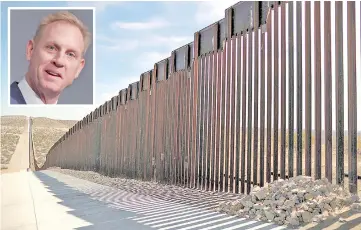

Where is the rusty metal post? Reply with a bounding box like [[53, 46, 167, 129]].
[[273, 2, 279, 181], [324, 1, 332, 183], [266, 6, 272, 183], [296, 1, 303, 176], [335, 1, 344, 187], [347, 1, 357, 194], [253, 1, 260, 186], [280, 2, 286, 179], [224, 7, 233, 193], [246, 28, 253, 194], [305, 1, 312, 177], [241, 32, 247, 193], [314, 1, 322, 180], [235, 35, 242, 193], [288, 1, 294, 179], [260, 28, 266, 187]]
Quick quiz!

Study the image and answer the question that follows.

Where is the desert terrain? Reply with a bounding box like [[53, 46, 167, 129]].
[[31, 117, 76, 168], [1, 116, 76, 170], [1, 116, 27, 170]]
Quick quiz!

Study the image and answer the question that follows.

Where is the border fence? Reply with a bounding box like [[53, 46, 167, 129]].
[[41, 1, 360, 195]]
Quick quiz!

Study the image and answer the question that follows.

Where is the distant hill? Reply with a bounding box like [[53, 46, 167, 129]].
[[1, 115, 77, 169], [29, 117, 77, 168], [1, 115, 27, 127], [1, 116, 28, 169], [31, 117, 76, 130]]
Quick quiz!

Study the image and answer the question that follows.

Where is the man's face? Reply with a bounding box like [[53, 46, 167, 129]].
[[26, 21, 85, 96]]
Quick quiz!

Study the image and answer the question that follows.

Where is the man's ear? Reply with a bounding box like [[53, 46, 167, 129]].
[[26, 40, 34, 61], [75, 58, 85, 79]]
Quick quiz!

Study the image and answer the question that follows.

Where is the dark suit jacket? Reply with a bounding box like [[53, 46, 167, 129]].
[[10, 81, 26, 104]]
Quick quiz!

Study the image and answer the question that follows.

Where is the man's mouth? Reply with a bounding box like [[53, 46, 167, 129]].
[[45, 70, 62, 78]]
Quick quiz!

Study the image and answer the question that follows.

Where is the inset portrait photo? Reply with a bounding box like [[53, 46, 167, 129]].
[[8, 7, 95, 105]]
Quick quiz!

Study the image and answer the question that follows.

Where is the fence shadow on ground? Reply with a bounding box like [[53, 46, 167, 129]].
[[300, 209, 361, 230], [33, 170, 290, 230], [32, 171, 149, 229]]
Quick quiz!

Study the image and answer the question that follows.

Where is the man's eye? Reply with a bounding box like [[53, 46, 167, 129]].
[[67, 52, 76, 57]]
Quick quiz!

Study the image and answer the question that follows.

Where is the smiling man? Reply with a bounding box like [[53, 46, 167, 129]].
[[10, 11, 91, 104]]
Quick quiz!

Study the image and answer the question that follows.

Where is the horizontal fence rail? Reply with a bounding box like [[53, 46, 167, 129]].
[[42, 1, 361, 195]]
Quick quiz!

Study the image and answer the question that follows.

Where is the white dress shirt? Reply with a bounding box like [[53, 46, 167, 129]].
[[18, 77, 58, 104]]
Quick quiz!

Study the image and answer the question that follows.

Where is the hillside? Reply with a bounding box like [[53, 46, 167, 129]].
[[31, 117, 76, 168], [0, 116, 76, 169], [1, 116, 27, 169]]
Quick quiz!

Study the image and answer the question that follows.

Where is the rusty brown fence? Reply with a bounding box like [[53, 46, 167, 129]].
[[42, 1, 360, 195]]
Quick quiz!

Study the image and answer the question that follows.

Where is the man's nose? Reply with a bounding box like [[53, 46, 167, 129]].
[[52, 52, 66, 67]]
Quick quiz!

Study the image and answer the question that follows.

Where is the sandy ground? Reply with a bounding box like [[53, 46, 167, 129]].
[[48, 167, 361, 230]]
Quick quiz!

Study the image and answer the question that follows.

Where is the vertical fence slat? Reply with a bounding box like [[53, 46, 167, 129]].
[[324, 1, 332, 183], [280, 2, 286, 179], [176, 71, 180, 184], [188, 68, 193, 188], [200, 56, 205, 189], [288, 1, 294, 179], [247, 30, 253, 194], [197, 56, 203, 189], [172, 72, 178, 184], [241, 33, 247, 193], [188, 66, 194, 188], [187, 68, 192, 187], [182, 70, 187, 185], [205, 55, 209, 190], [314, 1, 322, 180], [225, 37, 231, 193], [167, 76, 171, 182], [176, 71, 181, 185], [132, 99, 137, 178], [253, 29, 259, 187], [266, 8, 273, 183], [162, 79, 166, 182], [183, 71, 187, 185], [235, 35, 242, 193], [204, 55, 210, 190], [151, 69, 157, 181], [208, 54, 214, 190], [133, 97, 137, 178], [220, 43, 227, 192], [260, 30, 266, 187], [215, 51, 222, 191], [211, 51, 217, 191], [273, 3, 279, 181], [137, 88, 142, 179], [347, 1, 357, 194], [305, 1, 312, 177], [296, 1, 303, 176], [180, 70, 185, 185], [230, 36, 237, 192], [170, 72, 175, 184]]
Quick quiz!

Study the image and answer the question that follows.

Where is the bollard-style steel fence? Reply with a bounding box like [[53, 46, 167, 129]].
[[41, 1, 360, 195]]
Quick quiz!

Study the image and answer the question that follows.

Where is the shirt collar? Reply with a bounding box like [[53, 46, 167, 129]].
[[17, 77, 58, 104]]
